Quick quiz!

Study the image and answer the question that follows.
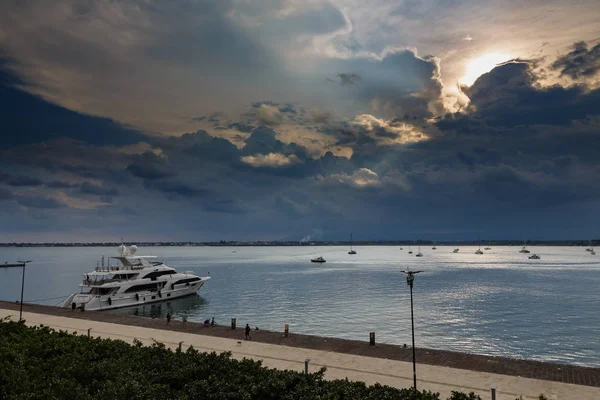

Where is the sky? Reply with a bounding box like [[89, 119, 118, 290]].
[[0, 0, 599, 242]]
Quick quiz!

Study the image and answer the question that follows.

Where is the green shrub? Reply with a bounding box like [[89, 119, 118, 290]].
[[448, 392, 482, 400], [0, 320, 481, 400]]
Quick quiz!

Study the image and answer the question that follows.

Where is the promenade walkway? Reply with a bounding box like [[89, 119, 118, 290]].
[[1, 303, 599, 400]]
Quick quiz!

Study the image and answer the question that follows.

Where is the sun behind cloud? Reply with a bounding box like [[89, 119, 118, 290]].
[[459, 53, 513, 86]]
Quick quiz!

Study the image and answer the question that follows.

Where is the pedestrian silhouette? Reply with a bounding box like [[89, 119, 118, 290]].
[[166, 312, 171, 325], [245, 323, 251, 340]]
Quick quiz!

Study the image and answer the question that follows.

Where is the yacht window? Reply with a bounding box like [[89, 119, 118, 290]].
[[173, 277, 201, 285], [90, 287, 115, 295], [143, 270, 176, 281], [124, 283, 161, 293]]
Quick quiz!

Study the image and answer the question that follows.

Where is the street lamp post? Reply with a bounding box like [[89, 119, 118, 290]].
[[1, 260, 31, 322], [402, 267, 423, 393]]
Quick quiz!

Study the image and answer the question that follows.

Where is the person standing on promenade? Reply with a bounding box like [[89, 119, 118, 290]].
[[166, 312, 171, 326], [182, 314, 188, 327], [245, 323, 251, 340]]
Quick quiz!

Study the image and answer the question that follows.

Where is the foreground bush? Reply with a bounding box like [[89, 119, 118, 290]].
[[0, 319, 484, 399]]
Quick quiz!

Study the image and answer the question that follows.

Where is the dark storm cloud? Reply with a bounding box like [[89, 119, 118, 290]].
[[227, 122, 255, 133], [0, 58, 146, 149], [0, 187, 14, 200], [126, 151, 175, 180], [1, 37, 600, 240], [551, 41, 600, 80], [326, 49, 445, 119], [166, 130, 240, 162], [242, 126, 287, 155], [143, 180, 205, 198], [16, 195, 64, 209], [450, 60, 600, 128], [46, 180, 77, 189], [329, 73, 362, 86], [0, 172, 78, 189], [127, 164, 175, 180], [0, 172, 43, 187], [80, 182, 119, 196]]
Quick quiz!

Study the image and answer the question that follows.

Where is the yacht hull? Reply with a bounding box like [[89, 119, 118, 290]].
[[63, 281, 205, 312]]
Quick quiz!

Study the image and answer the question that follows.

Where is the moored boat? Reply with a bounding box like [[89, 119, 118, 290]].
[[62, 245, 210, 311]]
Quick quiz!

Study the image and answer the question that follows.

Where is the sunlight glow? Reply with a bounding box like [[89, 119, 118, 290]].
[[459, 53, 512, 86]]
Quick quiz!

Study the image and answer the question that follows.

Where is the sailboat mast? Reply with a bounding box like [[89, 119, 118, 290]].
[[350, 233, 353, 251]]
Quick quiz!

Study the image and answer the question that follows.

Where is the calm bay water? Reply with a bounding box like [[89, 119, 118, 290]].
[[1, 245, 599, 367]]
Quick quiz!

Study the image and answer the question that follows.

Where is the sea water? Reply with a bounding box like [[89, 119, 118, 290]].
[[1, 245, 598, 367]]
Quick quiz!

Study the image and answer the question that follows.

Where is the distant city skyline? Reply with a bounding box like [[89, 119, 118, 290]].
[[1, 1, 599, 241]]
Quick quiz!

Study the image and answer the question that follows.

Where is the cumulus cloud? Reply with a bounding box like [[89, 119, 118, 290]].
[[352, 114, 429, 145], [335, 168, 380, 187], [1, 11, 600, 240], [251, 103, 285, 126], [241, 153, 301, 168]]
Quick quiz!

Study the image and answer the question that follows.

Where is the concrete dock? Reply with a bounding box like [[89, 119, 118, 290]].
[[1, 302, 599, 400]]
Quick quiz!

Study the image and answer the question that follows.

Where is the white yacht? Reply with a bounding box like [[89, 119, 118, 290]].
[[453, 248, 459, 253], [528, 254, 541, 260], [62, 245, 210, 311]]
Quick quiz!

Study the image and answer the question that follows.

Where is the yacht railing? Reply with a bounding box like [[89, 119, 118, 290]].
[[94, 265, 144, 272]]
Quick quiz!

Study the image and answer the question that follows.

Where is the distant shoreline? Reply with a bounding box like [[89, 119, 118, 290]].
[[0, 240, 597, 247]]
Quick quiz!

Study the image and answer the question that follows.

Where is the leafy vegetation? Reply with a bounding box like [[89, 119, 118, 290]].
[[0, 319, 523, 399]]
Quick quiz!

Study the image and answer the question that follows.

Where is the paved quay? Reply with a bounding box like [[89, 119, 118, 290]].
[[1, 302, 599, 400]]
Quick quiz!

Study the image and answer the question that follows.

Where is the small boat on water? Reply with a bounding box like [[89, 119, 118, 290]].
[[484, 246, 491, 250], [519, 238, 530, 253], [475, 238, 483, 254], [416, 246, 423, 257], [586, 240, 594, 252], [408, 245, 413, 255], [62, 245, 210, 311], [399, 247, 403, 250], [311, 256, 326, 263], [348, 233, 357, 255], [453, 248, 459, 253], [529, 254, 540, 260], [432, 245, 437, 250]]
